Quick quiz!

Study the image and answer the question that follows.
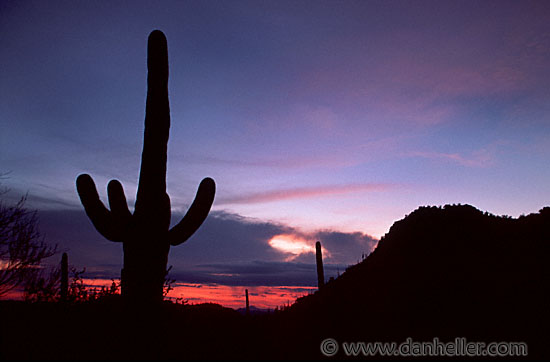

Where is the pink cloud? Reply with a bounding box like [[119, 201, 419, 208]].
[[408, 150, 494, 168], [187, 153, 358, 170], [218, 183, 393, 205], [286, 24, 546, 130]]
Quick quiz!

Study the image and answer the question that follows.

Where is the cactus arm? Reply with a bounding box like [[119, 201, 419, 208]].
[[169, 177, 216, 246], [76, 174, 123, 242], [75, 30, 216, 303], [107, 180, 132, 224], [135, 30, 170, 218]]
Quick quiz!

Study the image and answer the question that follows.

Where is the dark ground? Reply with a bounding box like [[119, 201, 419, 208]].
[[1, 205, 548, 360]]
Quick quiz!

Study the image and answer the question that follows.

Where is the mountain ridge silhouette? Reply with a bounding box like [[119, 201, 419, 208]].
[[283, 204, 549, 358]]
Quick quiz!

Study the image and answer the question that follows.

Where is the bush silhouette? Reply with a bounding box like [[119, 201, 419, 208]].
[[0, 188, 57, 297]]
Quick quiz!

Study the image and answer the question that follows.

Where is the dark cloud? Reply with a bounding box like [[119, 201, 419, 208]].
[[314, 230, 377, 264], [33, 208, 378, 286], [168, 210, 290, 265], [36, 209, 123, 277], [170, 261, 317, 287]]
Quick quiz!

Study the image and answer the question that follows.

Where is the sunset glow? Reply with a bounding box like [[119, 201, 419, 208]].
[[268, 234, 315, 259], [1, 1, 549, 316], [165, 283, 317, 310], [5, 279, 316, 310], [1, 2, 548, 360], [6, 278, 315, 310]]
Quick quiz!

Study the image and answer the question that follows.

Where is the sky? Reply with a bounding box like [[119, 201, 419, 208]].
[[1, 0, 550, 308]]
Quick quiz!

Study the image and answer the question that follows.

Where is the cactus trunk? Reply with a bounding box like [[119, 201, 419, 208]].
[[76, 30, 215, 305], [121, 242, 169, 303], [316, 241, 325, 289]]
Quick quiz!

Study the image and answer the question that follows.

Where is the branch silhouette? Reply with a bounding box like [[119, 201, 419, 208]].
[[76, 30, 215, 304]]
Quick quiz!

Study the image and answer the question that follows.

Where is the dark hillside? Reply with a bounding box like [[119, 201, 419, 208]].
[[285, 205, 549, 358]]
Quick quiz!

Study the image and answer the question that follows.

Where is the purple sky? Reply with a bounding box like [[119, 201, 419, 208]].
[[1, 1, 550, 300]]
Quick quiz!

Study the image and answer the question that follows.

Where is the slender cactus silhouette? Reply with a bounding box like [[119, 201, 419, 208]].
[[315, 241, 324, 289], [245, 289, 250, 316], [76, 30, 215, 304]]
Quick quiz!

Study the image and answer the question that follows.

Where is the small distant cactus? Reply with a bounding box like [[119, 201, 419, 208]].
[[316, 241, 325, 289], [60, 252, 68, 302], [245, 289, 250, 316], [76, 30, 215, 305]]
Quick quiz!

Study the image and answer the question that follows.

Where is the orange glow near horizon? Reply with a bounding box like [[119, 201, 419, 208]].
[[2, 278, 317, 310], [165, 283, 316, 309]]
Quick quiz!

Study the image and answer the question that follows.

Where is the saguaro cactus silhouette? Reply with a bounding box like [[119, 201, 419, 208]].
[[316, 241, 325, 289], [76, 30, 215, 304]]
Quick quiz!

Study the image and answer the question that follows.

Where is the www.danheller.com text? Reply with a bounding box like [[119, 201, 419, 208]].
[[320, 337, 528, 358]]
